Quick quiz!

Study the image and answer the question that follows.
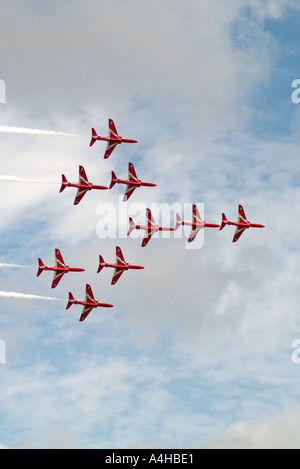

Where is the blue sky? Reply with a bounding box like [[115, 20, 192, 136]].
[[245, 11, 300, 137], [1, 0, 300, 449]]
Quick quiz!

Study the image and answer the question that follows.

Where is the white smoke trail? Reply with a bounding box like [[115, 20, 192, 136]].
[[0, 263, 29, 268], [0, 175, 57, 184], [0, 291, 61, 301], [0, 125, 78, 137]]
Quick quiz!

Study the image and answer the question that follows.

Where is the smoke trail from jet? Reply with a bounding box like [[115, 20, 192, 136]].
[[0, 291, 61, 301], [0, 175, 57, 184], [0, 125, 78, 137], [0, 263, 29, 268]]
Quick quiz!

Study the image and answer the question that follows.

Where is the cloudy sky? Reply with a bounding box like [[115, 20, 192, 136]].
[[1, 0, 300, 449]]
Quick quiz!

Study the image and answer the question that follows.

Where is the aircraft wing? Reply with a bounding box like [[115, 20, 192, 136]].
[[108, 119, 119, 139], [104, 141, 119, 159], [123, 162, 140, 200], [238, 205, 247, 224], [112, 246, 127, 283], [73, 166, 90, 204], [146, 208, 157, 229], [51, 270, 66, 289], [128, 163, 139, 183], [79, 166, 89, 185], [74, 187, 89, 205], [116, 246, 126, 265], [123, 184, 137, 201], [111, 267, 126, 285], [79, 304, 95, 322], [55, 249, 66, 268], [188, 225, 201, 243], [142, 230, 154, 247], [188, 204, 204, 243], [232, 226, 247, 243], [85, 284, 96, 303], [192, 204, 203, 224]]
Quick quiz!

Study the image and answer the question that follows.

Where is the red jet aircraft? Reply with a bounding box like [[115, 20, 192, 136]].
[[175, 204, 220, 243], [37, 249, 85, 288], [220, 204, 265, 242], [109, 162, 157, 201], [128, 208, 174, 247], [60, 165, 108, 205], [89, 118, 138, 159], [97, 246, 144, 285], [66, 284, 114, 322]]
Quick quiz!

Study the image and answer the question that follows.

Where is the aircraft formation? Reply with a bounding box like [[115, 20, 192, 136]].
[[37, 118, 265, 321]]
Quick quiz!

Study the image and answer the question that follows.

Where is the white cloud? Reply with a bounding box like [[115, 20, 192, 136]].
[[0, 0, 299, 449], [206, 406, 300, 449]]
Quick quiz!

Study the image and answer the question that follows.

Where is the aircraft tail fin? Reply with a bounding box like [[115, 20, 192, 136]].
[[89, 128, 98, 147], [59, 174, 68, 193], [175, 213, 182, 231], [36, 258, 44, 277], [66, 292, 75, 310], [220, 213, 228, 231], [127, 217, 136, 236], [97, 255, 105, 273], [109, 171, 118, 189]]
